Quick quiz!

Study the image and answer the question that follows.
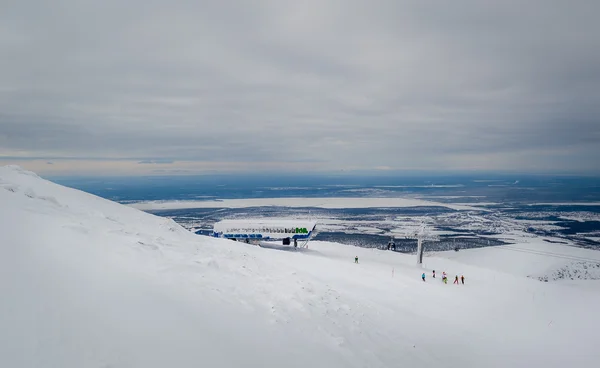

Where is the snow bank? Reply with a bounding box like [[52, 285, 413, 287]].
[[1, 165, 599, 368]]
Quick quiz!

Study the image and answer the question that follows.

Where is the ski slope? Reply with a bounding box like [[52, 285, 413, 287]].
[[1, 165, 599, 368]]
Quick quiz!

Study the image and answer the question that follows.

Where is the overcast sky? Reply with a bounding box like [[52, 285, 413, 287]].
[[1, 0, 599, 176]]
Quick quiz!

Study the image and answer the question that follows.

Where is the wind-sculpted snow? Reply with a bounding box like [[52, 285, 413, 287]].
[[1, 165, 599, 368]]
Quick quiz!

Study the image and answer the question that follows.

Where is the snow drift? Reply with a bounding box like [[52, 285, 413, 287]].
[[1, 165, 599, 368]]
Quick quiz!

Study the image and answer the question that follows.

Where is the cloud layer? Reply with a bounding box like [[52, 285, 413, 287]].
[[1, 0, 599, 175]]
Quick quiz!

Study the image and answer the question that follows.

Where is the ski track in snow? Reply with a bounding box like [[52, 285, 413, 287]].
[[1, 165, 599, 368]]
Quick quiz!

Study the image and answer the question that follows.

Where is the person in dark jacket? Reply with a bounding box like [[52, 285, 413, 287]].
[[461, 275, 465, 284]]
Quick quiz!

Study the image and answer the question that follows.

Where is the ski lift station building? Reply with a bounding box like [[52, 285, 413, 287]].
[[212, 219, 317, 246]]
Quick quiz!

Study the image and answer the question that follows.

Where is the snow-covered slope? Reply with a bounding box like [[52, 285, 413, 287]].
[[432, 236, 600, 280], [1, 165, 599, 368]]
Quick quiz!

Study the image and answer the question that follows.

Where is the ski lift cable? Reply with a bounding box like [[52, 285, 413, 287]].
[[494, 245, 600, 263]]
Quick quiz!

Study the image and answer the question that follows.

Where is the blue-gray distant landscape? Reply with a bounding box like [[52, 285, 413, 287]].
[[53, 174, 600, 252]]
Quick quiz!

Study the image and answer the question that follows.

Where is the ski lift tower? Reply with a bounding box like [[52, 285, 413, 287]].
[[404, 224, 439, 265]]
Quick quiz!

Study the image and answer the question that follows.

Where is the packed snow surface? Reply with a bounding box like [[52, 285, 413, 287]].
[[1, 165, 599, 368]]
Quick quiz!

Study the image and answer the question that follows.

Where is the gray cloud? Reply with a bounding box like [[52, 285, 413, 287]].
[[1, 0, 599, 174], [138, 159, 174, 165]]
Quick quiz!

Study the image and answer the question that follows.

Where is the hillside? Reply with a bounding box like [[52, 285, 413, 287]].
[[1, 165, 598, 368]]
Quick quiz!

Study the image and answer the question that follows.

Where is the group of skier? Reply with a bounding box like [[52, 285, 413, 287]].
[[353, 256, 466, 285], [422, 270, 465, 284]]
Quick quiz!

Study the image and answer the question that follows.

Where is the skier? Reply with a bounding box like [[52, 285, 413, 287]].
[[442, 271, 447, 280], [355, 256, 359, 264], [461, 275, 465, 284], [432, 270, 436, 278], [443, 276, 447, 284], [421, 273, 426, 282], [454, 275, 459, 284]]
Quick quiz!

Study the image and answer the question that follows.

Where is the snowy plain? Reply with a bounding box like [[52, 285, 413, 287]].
[[129, 197, 483, 211], [1, 165, 599, 368]]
